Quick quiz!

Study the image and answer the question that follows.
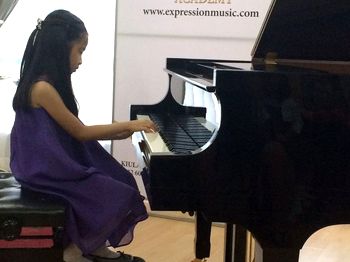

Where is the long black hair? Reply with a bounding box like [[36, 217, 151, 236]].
[[12, 9, 87, 116]]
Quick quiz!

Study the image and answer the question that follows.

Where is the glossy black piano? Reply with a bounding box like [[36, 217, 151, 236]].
[[130, 0, 350, 261]]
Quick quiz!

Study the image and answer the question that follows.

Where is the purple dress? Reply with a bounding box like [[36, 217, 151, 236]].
[[10, 108, 148, 254]]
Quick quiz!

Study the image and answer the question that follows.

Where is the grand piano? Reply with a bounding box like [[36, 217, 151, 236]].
[[130, 0, 350, 261]]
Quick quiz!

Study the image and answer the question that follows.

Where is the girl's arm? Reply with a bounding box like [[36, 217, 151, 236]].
[[30, 81, 157, 141]]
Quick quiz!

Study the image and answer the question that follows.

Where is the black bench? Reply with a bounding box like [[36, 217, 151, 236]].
[[0, 171, 66, 262]]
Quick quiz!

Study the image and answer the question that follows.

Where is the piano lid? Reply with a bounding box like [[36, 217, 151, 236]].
[[252, 0, 350, 63]]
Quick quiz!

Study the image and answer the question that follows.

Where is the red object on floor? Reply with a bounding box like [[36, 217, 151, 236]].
[[0, 227, 54, 248], [20, 227, 53, 236]]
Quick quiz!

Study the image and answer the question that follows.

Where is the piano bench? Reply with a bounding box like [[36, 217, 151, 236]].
[[0, 171, 66, 262]]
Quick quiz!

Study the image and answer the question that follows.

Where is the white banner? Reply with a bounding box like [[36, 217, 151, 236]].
[[113, 0, 272, 196], [117, 0, 268, 38]]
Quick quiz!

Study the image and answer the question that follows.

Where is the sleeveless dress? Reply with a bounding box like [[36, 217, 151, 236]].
[[10, 107, 148, 254]]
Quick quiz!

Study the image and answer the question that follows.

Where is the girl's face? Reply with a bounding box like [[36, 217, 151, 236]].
[[69, 33, 88, 73]]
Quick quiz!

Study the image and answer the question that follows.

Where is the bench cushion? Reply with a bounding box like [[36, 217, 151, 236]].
[[0, 172, 66, 241]]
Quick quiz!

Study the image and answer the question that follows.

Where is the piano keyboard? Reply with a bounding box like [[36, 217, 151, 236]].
[[137, 114, 214, 154]]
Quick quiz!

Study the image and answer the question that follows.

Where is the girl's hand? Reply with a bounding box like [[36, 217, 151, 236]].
[[132, 119, 158, 133]]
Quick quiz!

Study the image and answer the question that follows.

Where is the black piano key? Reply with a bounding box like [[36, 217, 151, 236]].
[[190, 133, 212, 138], [193, 139, 210, 146], [171, 146, 197, 152], [148, 113, 214, 152], [167, 140, 197, 147], [162, 133, 192, 140]]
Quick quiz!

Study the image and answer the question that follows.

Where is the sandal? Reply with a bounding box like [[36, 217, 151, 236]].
[[86, 251, 145, 262]]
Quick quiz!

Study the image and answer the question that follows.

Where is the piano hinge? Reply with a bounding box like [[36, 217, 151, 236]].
[[264, 52, 278, 65]]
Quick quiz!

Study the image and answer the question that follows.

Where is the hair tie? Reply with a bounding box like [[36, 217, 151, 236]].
[[36, 18, 43, 30], [33, 18, 43, 46]]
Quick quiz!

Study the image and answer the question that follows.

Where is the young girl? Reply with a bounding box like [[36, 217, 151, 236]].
[[10, 9, 157, 262]]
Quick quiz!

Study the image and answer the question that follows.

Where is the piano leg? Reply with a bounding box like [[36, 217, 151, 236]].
[[195, 212, 248, 262], [194, 211, 212, 260], [224, 223, 247, 262], [262, 247, 300, 262]]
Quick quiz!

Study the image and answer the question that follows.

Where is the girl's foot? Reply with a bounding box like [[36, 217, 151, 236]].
[[87, 251, 145, 262], [88, 245, 145, 261]]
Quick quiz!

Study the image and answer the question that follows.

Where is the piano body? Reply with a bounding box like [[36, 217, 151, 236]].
[[131, 0, 350, 261]]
